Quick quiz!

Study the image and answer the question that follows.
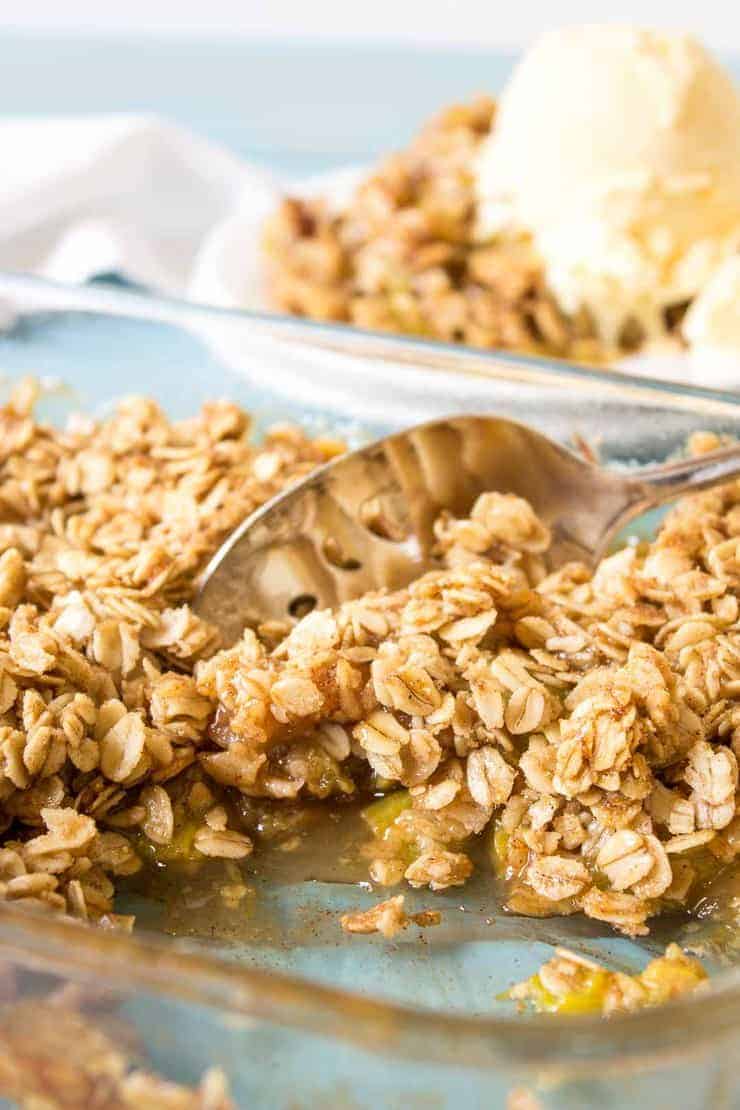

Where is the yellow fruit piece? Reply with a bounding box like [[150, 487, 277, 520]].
[[489, 824, 510, 878], [362, 791, 412, 839], [509, 970, 609, 1015], [517, 974, 558, 1013], [638, 944, 707, 1005], [553, 971, 610, 1015], [136, 820, 199, 865]]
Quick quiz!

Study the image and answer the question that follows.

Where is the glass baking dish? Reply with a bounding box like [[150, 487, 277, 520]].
[[0, 273, 739, 1110]]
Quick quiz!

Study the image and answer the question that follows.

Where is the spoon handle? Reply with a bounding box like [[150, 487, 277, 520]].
[[636, 444, 740, 504]]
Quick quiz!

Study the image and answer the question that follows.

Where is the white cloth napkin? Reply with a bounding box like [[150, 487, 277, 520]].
[[0, 115, 277, 295]]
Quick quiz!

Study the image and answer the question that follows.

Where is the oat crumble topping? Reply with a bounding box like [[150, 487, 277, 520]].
[[200, 435, 740, 939], [0, 379, 338, 924], [0, 381, 736, 953]]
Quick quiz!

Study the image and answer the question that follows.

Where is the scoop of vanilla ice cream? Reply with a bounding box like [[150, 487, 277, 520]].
[[476, 27, 740, 344], [683, 255, 740, 357]]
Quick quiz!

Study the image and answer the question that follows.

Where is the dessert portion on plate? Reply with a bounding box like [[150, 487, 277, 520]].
[[263, 27, 740, 364]]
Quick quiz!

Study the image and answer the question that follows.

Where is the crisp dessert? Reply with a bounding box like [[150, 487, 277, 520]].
[[0, 379, 340, 926], [201, 428, 740, 941], [2, 380, 739, 938], [263, 95, 603, 361], [0, 379, 731, 1026], [263, 28, 740, 363]]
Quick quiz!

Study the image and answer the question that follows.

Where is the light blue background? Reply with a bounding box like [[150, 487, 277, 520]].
[[0, 33, 738, 179], [0, 34, 516, 176]]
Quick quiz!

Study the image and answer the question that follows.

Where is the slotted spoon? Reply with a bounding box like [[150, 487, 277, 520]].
[[194, 415, 740, 643]]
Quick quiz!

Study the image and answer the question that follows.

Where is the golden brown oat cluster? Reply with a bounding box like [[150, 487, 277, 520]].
[[0, 380, 338, 922], [340, 894, 441, 938], [262, 98, 618, 360], [202, 445, 740, 937]]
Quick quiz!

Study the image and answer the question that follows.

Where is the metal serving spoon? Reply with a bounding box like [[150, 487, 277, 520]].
[[194, 415, 740, 645]]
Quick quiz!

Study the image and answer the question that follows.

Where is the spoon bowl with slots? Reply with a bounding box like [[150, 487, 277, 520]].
[[194, 415, 740, 643]]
